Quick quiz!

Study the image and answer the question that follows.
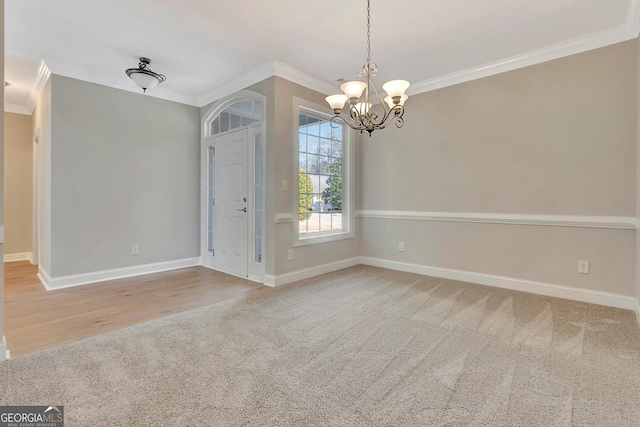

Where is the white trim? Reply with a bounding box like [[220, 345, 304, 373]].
[[39, 257, 201, 290], [359, 257, 635, 310], [0, 336, 7, 362], [25, 60, 52, 115], [409, 24, 637, 96], [238, 255, 636, 310], [7, 60, 52, 115], [198, 62, 274, 107], [5, 103, 31, 115], [357, 210, 636, 230], [293, 98, 355, 247], [37, 265, 52, 289], [200, 91, 267, 282], [45, 60, 198, 107], [264, 257, 361, 287], [4, 252, 34, 263], [198, 61, 338, 107], [273, 61, 338, 97], [275, 213, 294, 223]]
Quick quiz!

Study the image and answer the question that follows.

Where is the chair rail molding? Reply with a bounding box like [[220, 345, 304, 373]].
[[356, 210, 636, 230]]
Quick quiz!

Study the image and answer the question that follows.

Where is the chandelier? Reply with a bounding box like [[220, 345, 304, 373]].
[[126, 57, 166, 92], [325, 0, 410, 135]]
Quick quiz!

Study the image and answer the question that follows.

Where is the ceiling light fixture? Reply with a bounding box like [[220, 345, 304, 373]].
[[125, 57, 166, 92], [325, 0, 410, 136]]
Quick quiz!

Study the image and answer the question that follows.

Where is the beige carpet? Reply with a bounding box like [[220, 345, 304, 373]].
[[1, 265, 640, 426]]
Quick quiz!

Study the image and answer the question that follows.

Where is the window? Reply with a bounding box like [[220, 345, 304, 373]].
[[295, 100, 353, 246], [210, 100, 262, 136]]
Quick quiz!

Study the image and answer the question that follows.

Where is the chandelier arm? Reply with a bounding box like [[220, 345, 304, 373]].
[[368, 80, 389, 120], [348, 103, 369, 128], [331, 114, 367, 132]]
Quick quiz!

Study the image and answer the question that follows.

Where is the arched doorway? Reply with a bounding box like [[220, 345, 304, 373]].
[[201, 91, 265, 282]]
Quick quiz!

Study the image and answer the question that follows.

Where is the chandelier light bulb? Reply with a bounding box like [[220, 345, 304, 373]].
[[340, 81, 367, 101], [354, 102, 372, 115], [326, 94, 348, 114], [382, 80, 410, 99], [384, 94, 408, 109]]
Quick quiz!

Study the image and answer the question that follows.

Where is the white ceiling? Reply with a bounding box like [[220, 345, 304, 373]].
[[5, 0, 639, 112]]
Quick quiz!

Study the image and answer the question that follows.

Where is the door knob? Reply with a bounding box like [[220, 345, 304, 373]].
[[237, 207, 247, 212]]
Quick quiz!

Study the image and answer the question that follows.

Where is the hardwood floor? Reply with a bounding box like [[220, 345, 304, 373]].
[[3, 261, 265, 358]]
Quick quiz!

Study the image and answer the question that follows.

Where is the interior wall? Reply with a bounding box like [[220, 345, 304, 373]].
[[1, 0, 6, 360], [49, 75, 201, 277], [4, 112, 33, 256], [636, 36, 640, 309], [32, 78, 51, 275], [0, 0, 6, 362], [271, 77, 359, 276], [200, 76, 360, 278], [358, 40, 637, 296]]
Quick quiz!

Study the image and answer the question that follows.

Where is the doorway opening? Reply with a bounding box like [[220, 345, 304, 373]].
[[202, 92, 265, 282]]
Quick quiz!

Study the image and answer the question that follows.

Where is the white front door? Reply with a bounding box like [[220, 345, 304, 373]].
[[213, 129, 248, 277]]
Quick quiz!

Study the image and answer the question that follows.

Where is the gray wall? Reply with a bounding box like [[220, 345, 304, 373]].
[[32, 78, 52, 272], [4, 112, 33, 255], [272, 77, 358, 275], [200, 76, 360, 277], [637, 37, 640, 306], [49, 75, 201, 277], [358, 40, 637, 296]]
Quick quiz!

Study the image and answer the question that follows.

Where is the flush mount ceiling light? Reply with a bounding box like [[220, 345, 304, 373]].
[[325, 0, 410, 136], [125, 57, 166, 92]]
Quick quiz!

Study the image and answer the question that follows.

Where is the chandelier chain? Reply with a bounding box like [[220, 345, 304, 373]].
[[325, 0, 409, 135], [366, 0, 371, 65]]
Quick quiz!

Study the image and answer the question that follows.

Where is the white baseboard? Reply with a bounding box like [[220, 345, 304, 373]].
[[0, 335, 7, 362], [358, 257, 636, 310], [39, 257, 201, 290], [4, 252, 34, 263], [264, 257, 361, 287]]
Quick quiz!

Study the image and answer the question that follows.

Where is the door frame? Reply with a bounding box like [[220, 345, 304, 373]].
[[201, 90, 266, 283]]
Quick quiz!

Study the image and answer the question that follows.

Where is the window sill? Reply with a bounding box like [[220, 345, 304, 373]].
[[294, 230, 355, 247]]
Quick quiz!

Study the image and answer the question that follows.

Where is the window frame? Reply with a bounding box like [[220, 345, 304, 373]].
[[293, 97, 355, 247]]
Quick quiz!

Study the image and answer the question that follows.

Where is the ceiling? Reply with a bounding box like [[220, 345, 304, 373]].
[[5, 0, 639, 112]]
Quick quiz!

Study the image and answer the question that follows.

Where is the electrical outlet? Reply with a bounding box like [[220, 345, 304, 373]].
[[131, 245, 140, 255], [578, 260, 589, 274], [282, 180, 288, 191], [288, 249, 294, 261], [398, 242, 405, 252]]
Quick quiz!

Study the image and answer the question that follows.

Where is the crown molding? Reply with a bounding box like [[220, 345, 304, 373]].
[[197, 61, 275, 107], [5, 103, 31, 115], [272, 61, 338, 97], [24, 60, 52, 114], [198, 60, 339, 108], [7, 2, 640, 112], [409, 21, 638, 96], [46, 60, 199, 107], [6, 60, 51, 116]]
